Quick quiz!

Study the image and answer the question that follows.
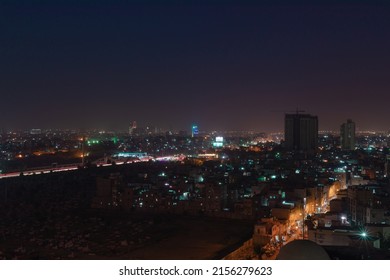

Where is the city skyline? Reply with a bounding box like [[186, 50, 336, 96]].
[[2, 0, 390, 132], [1, 116, 388, 135]]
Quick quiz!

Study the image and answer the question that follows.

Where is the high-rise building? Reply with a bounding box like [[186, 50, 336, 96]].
[[129, 121, 137, 135], [340, 119, 356, 151], [191, 125, 199, 138], [284, 113, 318, 154]]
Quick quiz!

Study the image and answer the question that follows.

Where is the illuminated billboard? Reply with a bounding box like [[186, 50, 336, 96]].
[[213, 136, 224, 148]]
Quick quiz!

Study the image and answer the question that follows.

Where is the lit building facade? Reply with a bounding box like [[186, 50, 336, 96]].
[[191, 125, 199, 138]]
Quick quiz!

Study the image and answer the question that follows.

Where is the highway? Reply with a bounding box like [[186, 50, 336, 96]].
[[0, 154, 186, 180], [0, 161, 132, 180]]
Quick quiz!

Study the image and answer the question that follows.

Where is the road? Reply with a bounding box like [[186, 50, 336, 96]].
[[0, 161, 128, 180], [0, 154, 186, 180]]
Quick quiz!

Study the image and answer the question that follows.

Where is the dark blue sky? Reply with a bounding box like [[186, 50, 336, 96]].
[[1, 0, 390, 132]]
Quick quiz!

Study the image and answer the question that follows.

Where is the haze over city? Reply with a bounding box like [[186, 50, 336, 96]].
[[1, 0, 390, 132], [3, 1, 390, 262]]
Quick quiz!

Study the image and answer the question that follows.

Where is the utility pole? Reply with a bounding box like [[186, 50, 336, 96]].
[[4, 185, 7, 204], [302, 197, 306, 239], [82, 135, 86, 166]]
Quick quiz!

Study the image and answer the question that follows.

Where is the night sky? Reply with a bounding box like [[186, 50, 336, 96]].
[[1, 0, 390, 132]]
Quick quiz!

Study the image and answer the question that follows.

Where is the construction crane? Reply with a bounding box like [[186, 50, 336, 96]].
[[270, 108, 306, 114], [291, 109, 305, 115]]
